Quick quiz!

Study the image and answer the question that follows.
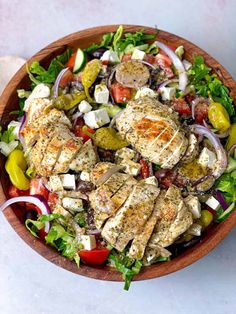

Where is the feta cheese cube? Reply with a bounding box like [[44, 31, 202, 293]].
[[159, 86, 176, 101], [120, 158, 141, 176], [115, 147, 136, 160], [135, 87, 157, 99], [142, 176, 158, 186], [49, 175, 64, 192], [184, 195, 201, 219], [62, 197, 83, 212], [78, 100, 92, 113], [84, 109, 110, 129], [198, 147, 217, 169], [94, 84, 109, 104], [205, 196, 221, 211], [80, 235, 96, 250], [60, 174, 76, 190], [100, 50, 120, 64], [131, 49, 146, 60], [80, 171, 90, 181]]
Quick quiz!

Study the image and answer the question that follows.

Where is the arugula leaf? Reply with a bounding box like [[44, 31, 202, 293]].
[[189, 55, 235, 117], [0, 126, 16, 143], [83, 32, 114, 53], [28, 48, 72, 85], [108, 249, 142, 291]]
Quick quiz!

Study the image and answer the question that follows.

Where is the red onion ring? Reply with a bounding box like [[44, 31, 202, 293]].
[[53, 67, 69, 98], [228, 144, 236, 157], [157, 79, 179, 91], [190, 124, 228, 178], [215, 190, 228, 210], [154, 41, 188, 91], [0, 195, 51, 233], [109, 109, 125, 128]]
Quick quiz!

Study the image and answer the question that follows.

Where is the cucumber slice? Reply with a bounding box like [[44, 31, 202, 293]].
[[215, 202, 235, 223], [73, 48, 86, 73]]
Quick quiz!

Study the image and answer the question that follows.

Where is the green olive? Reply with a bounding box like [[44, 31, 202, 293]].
[[200, 210, 213, 228]]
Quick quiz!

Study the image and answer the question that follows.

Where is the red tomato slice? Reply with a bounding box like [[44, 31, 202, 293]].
[[111, 83, 132, 103], [79, 248, 110, 265], [59, 70, 73, 88], [122, 54, 132, 62], [144, 54, 156, 65], [8, 185, 29, 207], [66, 53, 76, 70], [74, 126, 94, 143], [195, 103, 209, 124], [155, 53, 172, 67], [48, 192, 58, 208], [139, 159, 150, 179], [30, 178, 49, 199], [173, 98, 191, 115]]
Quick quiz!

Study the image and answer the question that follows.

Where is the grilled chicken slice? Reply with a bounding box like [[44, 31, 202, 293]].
[[101, 182, 160, 251], [89, 172, 131, 222], [91, 175, 137, 229], [116, 97, 188, 168], [143, 185, 193, 264], [22, 109, 72, 147], [54, 137, 83, 174], [115, 61, 150, 88], [128, 201, 161, 260], [40, 128, 73, 176], [90, 162, 123, 186], [69, 139, 97, 172], [26, 98, 52, 125]]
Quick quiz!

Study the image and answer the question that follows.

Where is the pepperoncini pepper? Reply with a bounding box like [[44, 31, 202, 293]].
[[82, 59, 102, 102], [5, 149, 30, 190], [90, 127, 129, 150], [51, 92, 86, 111], [226, 123, 236, 151], [208, 101, 231, 133]]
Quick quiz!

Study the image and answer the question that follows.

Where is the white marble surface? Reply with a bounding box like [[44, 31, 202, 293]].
[[0, 0, 236, 313]]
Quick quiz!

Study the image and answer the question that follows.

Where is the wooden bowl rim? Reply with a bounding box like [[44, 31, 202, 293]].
[[1, 24, 236, 282]]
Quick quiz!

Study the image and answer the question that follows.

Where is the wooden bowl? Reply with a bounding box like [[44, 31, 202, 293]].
[[1, 25, 236, 282]]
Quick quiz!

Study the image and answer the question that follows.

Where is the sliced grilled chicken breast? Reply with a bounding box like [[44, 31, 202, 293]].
[[69, 139, 97, 172], [101, 182, 160, 251], [143, 185, 193, 264], [116, 97, 188, 168], [91, 175, 137, 229]]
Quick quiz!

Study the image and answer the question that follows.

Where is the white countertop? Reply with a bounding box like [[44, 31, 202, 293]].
[[0, 0, 236, 313]]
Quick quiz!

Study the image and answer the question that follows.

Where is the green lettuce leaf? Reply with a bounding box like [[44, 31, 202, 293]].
[[189, 55, 235, 117], [0, 126, 16, 143]]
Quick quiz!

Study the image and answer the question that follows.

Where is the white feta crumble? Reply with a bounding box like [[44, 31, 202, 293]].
[[84, 108, 110, 129]]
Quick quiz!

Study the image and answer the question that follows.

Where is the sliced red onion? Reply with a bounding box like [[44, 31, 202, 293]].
[[203, 119, 230, 139], [215, 190, 228, 210], [191, 124, 228, 178], [191, 97, 209, 120], [72, 111, 84, 127], [138, 60, 156, 70], [107, 66, 117, 104], [18, 113, 27, 151], [155, 41, 188, 91], [97, 165, 123, 186], [87, 229, 102, 236], [53, 67, 69, 98], [0, 195, 51, 233], [109, 109, 125, 128], [228, 144, 236, 156], [157, 78, 179, 91]]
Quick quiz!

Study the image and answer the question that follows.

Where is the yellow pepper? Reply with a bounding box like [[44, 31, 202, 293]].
[[82, 59, 102, 102], [208, 102, 231, 133], [226, 123, 236, 151], [51, 92, 86, 111], [5, 149, 30, 190]]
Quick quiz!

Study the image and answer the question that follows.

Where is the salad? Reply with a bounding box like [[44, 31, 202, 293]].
[[1, 25, 236, 290]]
